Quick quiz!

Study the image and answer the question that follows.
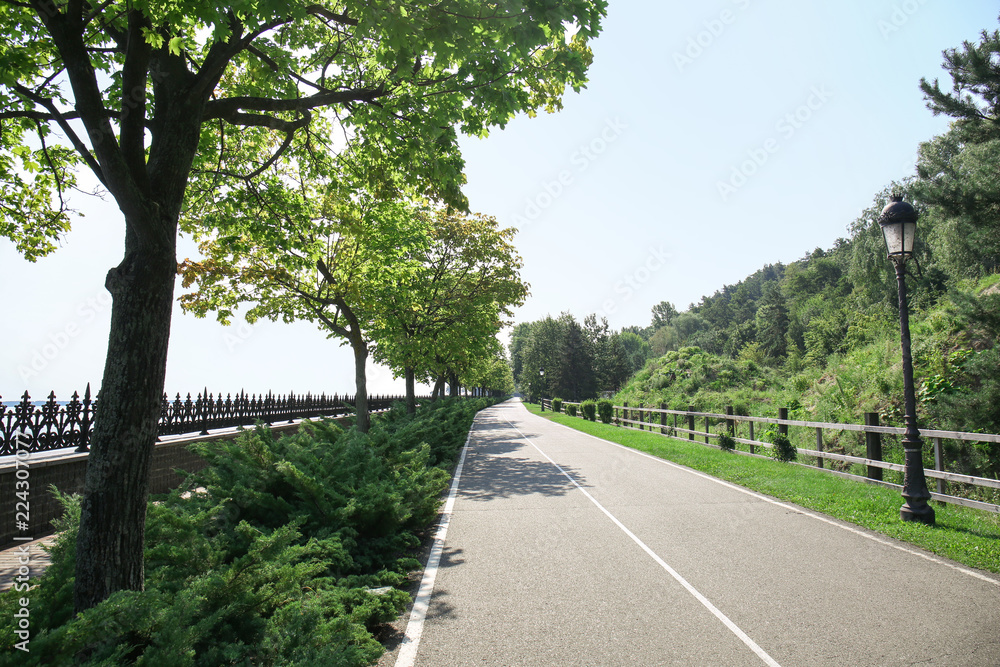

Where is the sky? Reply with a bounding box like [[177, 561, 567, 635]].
[[2, 0, 998, 401]]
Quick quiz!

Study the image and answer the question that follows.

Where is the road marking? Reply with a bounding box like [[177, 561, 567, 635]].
[[504, 416, 783, 667], [536, 407, 1000, 588], [394, 429, 474, 667]]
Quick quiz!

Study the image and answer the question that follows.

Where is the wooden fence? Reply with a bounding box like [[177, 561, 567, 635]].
[[540, 399, 1000, 514]]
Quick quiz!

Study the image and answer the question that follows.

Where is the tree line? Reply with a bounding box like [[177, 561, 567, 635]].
[[510, 313, 648, 401]]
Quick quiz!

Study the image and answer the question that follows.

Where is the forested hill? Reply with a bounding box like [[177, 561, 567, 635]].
[[510, 21, 1000, 483]]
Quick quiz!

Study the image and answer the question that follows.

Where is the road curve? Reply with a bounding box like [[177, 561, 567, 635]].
[[397, 399, 1000, 666]]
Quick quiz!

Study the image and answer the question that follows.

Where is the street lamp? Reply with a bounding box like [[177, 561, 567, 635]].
[[879, 194, 935, 525]]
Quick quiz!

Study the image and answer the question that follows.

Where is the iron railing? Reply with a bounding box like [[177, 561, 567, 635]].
[[0, 385, 413, 455]]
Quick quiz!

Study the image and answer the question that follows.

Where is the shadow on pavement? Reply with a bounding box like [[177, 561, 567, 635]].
[[458, 413, 588, 503]]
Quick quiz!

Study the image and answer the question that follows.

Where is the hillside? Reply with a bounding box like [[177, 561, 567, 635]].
[[614, 274, 1000, 498]]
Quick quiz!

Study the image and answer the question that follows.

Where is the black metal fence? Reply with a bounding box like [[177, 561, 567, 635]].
[[0, 385, 413, 456]]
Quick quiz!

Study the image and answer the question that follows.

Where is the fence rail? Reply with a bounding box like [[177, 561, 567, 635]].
[[1, 386, 419, 456], [541, 399, 1000, 513]]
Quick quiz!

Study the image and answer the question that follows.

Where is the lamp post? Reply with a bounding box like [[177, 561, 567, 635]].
[[879, 194, 935, 525], [537, 369, 545, 409]]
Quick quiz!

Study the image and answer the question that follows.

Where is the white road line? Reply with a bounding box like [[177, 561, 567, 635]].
[[394, 429, 474, 667], [504, 417, 783, 667], [535, 408, 1000, 588]]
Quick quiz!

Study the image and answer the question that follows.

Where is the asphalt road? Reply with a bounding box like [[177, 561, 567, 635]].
[[396, 399, 1000, 666]]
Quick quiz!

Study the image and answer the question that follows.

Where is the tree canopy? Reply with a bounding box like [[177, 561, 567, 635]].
[[372, 208, 528, 407]]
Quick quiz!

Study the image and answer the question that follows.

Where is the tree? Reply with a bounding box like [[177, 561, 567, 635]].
[[518, 316, 563, 401], [0, 0, 606, 611], [372, 209, 528, 412], [179, 192, 424, 433], [601, 332, 633, 391], [650, 300, 679, 330], [649, 324, 680, 357], [584, 313, 619, 391], [920, 22, 1000, 144], [754, 282, 789, 360], [913, 19, 1000, 279], [463, 346, 515, 396], [912, 133, 1000, 279], [552, 313, 595, 400], [509, 321, 534, 388], [617, 330, 650, 373]]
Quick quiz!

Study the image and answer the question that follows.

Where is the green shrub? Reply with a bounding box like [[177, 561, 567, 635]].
[[581, 400, 597, 421], [566, 403, 577, 417], [765, 429, 797, 462], [551, 398, 562, 413], [717, 430, 736, 451], [597, 399, 614, 424]]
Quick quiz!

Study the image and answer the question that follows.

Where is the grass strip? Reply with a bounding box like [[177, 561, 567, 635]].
[[525, 403, 1000, 575]]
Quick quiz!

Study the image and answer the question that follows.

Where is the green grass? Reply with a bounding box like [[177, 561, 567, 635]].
[[525, 402, 1000, 575]]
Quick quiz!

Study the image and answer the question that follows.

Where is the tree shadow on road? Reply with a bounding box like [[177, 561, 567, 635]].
[[421, 547, 464, 621], [459, 419, 588, 502]]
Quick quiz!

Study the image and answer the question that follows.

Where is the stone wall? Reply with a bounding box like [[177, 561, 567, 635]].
[[0, 422, 306, 549]]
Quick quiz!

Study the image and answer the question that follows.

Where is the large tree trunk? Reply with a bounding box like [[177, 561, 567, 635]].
[[352, 338, 370, 433], [405, 366, 416, 414], [449, 371, 459, 397], [431, 376, 444, 400], [74, 225, 177, 612]]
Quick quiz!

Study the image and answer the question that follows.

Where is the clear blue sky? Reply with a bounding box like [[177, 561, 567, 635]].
[[2, 1, 997, 400]]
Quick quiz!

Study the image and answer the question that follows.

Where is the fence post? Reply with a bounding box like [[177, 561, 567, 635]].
[[688, 405, 695, 441], [705, 416, 710, 444], [624, 402, 629, 427], [933, 437, 945, 495], [778, 407, 788, 438], [865, 412, 883, 481], [815, 427, 824, 469], [540, 398, 545, 411], [200, 387, 210, 435], [748, 420, 755, 454], [661, 403, 667, 435], [78, 383, 93, 453], [726, 406, 734, 437]]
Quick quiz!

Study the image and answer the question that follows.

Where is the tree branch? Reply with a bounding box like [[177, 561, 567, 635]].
[[119, 9, 152, 196], [35, 119, 69, 214], [12, 83, 106, 187], [204, 85, 388, 120], [0, 108, 83, 121], [247, 44, 323, 92], [305, 5, 358, 27]]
